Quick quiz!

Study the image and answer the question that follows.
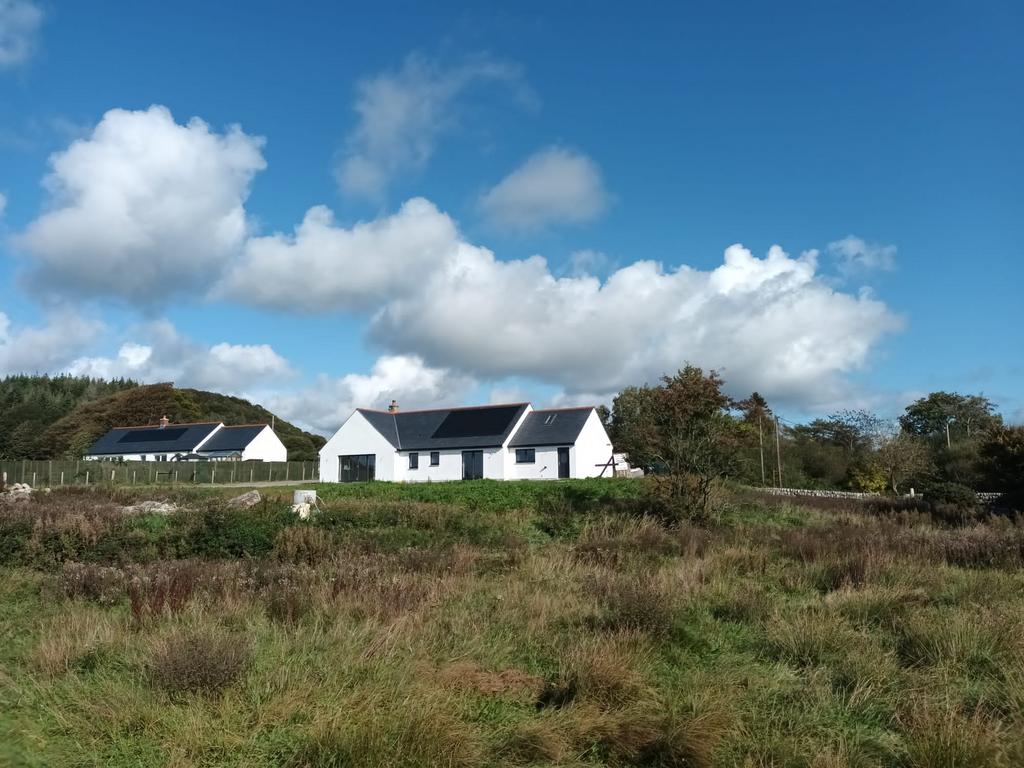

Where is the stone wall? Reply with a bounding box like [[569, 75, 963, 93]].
[[757, 487, 1005, 504]]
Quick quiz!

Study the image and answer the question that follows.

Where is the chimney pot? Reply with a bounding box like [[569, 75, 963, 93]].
[[387, 400, 399, 413], [159, 415, 170, 428]]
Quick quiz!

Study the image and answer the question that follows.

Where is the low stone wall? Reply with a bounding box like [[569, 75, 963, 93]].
[[757, 488, 882, 500], [757, 487, 1005, 504]]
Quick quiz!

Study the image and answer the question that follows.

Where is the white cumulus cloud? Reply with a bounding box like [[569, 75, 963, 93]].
[[479, 147, 610, 231], [218, 198, 460, 311], [16, 105, 266, 305], [0, 0, 42, 68], [218, 192, 903, 410], [336, 53, 531, 201], [828, 235, 897, 274], [67, 320, 293, 394], [260, 354, 475, 435], [368, 234, 902, 409], [0, 309, 102, 375]]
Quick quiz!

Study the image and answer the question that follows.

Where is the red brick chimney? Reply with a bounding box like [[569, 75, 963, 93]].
[[387, 400, 399, 413], [159, 415, 170, 428]]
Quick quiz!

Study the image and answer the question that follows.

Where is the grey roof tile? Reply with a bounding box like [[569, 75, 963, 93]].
[[508, 407, 594, 447], [87, 422, 222, 456], [357, 404, 528, 450]]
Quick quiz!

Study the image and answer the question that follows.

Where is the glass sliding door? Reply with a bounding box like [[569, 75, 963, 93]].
[[461, 450, 484, 480], [338, 454, 376, 482]]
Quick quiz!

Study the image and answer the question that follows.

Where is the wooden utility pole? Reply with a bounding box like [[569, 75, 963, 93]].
[[775, 416, 783, 488], [758, 414, 766, 486]]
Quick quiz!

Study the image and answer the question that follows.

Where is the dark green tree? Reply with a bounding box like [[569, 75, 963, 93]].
[[900, 392, 1001, 446]]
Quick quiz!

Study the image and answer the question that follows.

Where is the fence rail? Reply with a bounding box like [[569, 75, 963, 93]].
[[0, 459, 320, 487]]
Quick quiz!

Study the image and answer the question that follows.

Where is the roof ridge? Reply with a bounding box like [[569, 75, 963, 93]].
[[531, 406, 596, 413], [358, 402, 529, 416], [109, 420, 222, 429]]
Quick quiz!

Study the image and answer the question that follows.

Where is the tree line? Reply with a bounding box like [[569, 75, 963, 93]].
[[603, 366, 1023, 519]]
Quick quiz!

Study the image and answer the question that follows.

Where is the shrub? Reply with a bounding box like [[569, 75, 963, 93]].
[[265, 584, 313, 626], [60, 561, 125, 605], [148, 627, 250, 695], [126, 560, 205, 623], [273, 525, 334, 565], [590, 574, 675, 635]]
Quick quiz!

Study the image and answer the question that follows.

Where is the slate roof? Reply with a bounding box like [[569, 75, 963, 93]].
[[358, 404, 529, 451], [508, 407, 595, 447], [199, 425, 266, 452], [86, 422, 222, 456]]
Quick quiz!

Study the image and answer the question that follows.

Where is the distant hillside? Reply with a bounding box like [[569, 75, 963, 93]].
[[0, 376, 325, 461]]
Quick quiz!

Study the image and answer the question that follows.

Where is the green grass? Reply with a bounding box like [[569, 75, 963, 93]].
[[1, 485, 1023, 766]]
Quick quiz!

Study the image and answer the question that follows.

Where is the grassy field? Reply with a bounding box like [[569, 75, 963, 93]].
[[1, 481, 1023, 767]]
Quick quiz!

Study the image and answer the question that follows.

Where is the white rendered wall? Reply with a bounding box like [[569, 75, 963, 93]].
[[240, 426, 288, 462], [572, 410, 615, 478], [319, 411, 398, 482], [499, 405, 533, 479], [398, 446, 504, 482], [508, 445, 562, 480]]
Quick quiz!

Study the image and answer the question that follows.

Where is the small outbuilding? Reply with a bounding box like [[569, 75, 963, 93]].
[[318, 401, 614, 483]]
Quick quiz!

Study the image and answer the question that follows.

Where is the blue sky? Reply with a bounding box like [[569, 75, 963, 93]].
[[0, 0, 1021, 433]]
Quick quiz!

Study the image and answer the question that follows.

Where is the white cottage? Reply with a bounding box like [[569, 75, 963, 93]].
[[319, 402, 615, 483], [85, 417, 288, 462]]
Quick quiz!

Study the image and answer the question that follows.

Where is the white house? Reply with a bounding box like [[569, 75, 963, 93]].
[[85, 417, 288, 462], [318, 402, 615, 483]]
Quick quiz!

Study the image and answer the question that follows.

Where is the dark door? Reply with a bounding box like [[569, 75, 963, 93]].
[[462, 450, 484, 480], [557, 447, 570, 478]]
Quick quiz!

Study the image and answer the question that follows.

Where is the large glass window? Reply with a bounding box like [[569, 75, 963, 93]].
[[339, 454, 376, 483], [515, 448, 535, 464], [409, 452, 419, 470]]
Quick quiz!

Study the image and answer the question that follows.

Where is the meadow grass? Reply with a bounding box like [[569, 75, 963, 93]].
[[1, 484, 1023, 766]]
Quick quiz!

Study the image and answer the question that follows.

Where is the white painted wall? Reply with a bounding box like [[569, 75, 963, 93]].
[[319, 411, 398, 482], [396, 446, 505, 482], [572, 410, 615, 478], [508, 445, 562, 480], [240, 426, 288, 462]]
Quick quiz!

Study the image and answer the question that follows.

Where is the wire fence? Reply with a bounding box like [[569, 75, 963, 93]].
[[0, 459, 320, 487]]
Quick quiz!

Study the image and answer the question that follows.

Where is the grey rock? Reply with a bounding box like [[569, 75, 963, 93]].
[[227, 490, 262, 509], [121, 500, 177, 516]]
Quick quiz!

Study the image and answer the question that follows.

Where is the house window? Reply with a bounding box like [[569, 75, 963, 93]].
[[409, 452, 419, 470], [430, 451, 439, 466], [515, 448, 536, 464], [543, 413, 558, 425], [339, 454, 376, 483]]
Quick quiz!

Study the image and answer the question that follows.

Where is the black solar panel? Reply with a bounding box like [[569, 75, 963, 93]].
[[430, 405, 523, 439], [117, 427, 188, 443]]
